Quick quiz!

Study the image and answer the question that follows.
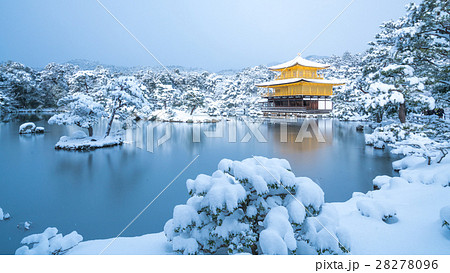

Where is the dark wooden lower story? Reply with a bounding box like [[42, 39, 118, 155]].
[[260, 95, 332, 115]]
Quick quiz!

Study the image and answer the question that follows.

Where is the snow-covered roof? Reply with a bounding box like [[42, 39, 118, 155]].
[[256, 98, 268, 103], [269, 55, 330, 70], [256, 78, 345, 87]]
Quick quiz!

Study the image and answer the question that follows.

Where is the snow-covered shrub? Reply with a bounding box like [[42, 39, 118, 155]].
[[164, 157, 349, 255], [0, 207, 11, 220], [356, 199, 396, 222], [440, 206, 450, 231], [392, 155, 426, 171], [365, 123, 425, 146], [15, 227, 83, 255], [19, 122, 36, 134], [49, 93, 107, 137], [35, 126, 45, 134], [102, 76, 148, 137], [71, 131, 88, 139], [372, 175, 391, 190]]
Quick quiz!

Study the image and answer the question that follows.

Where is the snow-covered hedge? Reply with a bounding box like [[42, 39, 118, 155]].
[[15, 227, 83, 255], [365, 123, 425, 146], [164, 157, 350, 255]]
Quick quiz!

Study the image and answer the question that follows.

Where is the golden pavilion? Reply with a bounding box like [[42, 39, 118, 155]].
[[256, 54, 344, 115]]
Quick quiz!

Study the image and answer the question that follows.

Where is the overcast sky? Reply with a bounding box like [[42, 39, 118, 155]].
[[0, 0, 418, 71]]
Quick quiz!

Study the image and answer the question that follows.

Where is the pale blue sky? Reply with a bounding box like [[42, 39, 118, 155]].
[[0, 0, 417, 71]]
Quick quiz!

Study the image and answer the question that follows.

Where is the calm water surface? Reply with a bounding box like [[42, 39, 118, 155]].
[[0, 115, 400, 254]]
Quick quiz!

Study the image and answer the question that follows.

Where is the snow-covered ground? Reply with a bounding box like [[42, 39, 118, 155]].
[[67, 233, 172, 255], [54, 131, 123, 150], [335, 167, 450, 254]]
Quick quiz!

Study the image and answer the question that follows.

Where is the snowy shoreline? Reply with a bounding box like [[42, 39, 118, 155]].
[[67, 145, 450, 255], [63, 157, 450, 255]]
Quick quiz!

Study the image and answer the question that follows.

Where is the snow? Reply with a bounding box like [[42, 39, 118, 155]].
[[24, 221, 31, 230], [67, 232, 172, 255], [48, 93, 107, 129], [390, 91, 404, 104], [392, 155, 426, 171], [268, 55, 330, 70], [71, 130, 87, 139], [172, 205, 200, 230], [214, 210, 249, 238], [356, 199, 397, 221], [260, 206, 297, 255], [18, 122, 36, 134], [399, 157, 450, 186], [369, 82, 395, 94], [0, 208, 10, 220], [286, 199, 306, 224], [441, 206, 450, 230], [259, 229, 289, 255], [151, 109, 221, 123], [35, 126, 45, 133], [201, 173, 246, 213], [372, 175, 391, 190], [335, 180, 450, 254], [295, 177, 324, 213], [256, 77, 344, 87], [54, 133, 123, 151], [16, 227, 83, 255], [172, 236, 199, 255]]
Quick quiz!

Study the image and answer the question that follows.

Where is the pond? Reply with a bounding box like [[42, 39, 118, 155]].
[[0, 115, 400, 254]]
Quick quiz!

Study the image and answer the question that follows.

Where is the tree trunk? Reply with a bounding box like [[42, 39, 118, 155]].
[[398, 103, 406, 123], [88, 126, 93, 137], [250, 244, 258, 255], [190, 105, 197, 115], [104, 107, 116, 138], [375, 111, 383, 123]]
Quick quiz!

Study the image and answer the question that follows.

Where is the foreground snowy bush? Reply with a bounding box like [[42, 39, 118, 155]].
[[164, 157, 349, 255], [15, 227, 83, 255]]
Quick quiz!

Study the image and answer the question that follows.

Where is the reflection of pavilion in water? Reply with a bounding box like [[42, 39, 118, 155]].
[[268, 119, 333, 152]]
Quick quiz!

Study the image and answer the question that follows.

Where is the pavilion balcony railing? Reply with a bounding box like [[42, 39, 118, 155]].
[[263, 89, 333, 97], [261, 106, 307, 113], [275, 74, 325, 80], [261, 107, 331, 114]]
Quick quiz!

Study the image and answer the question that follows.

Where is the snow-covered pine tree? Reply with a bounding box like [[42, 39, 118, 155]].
[[357, 0, 446, 122], [102, 76, 148, 137], [164, 157, 350, 255], [38, 63, 77, 108], [181, 88, 205, 115], [0, 61, 43, 109], [48, 93, 107, 136], [400, 0, 450, 108], [312, 53, 365, 120]]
